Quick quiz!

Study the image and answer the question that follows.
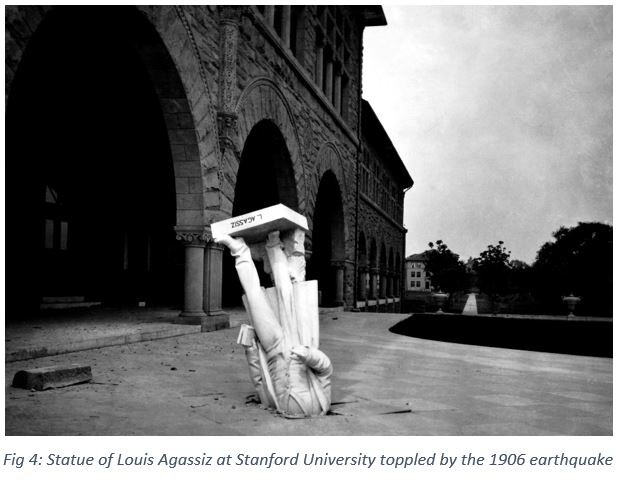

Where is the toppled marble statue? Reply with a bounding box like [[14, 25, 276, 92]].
[[215, 227, 332, 418]]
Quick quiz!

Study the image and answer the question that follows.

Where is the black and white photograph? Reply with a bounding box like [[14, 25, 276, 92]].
[[3, 1, 612, 445]]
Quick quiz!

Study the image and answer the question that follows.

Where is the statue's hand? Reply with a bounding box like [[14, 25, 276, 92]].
[[214, 234, 246, 254], [265, 230, 281, 248], [290, 345, 310, 362]]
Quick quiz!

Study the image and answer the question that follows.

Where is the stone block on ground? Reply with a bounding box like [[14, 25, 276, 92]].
[[12, 364, 92, 391]]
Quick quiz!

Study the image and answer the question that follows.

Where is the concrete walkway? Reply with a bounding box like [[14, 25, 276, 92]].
[[5, 307, 250, 362], [4, 310, 612, 435]]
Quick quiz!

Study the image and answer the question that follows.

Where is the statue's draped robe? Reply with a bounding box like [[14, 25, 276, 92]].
[[232, 238, 332, 418]]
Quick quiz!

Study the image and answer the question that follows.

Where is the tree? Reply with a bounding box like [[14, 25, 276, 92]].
[[533, 222, 612, 316], [424, 240, 468, 293], [508, 259, 533, 294], [473, 241, 512, 312]]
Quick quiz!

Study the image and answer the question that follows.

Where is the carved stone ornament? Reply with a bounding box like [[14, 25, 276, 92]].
[[217, 111, 239, 153], [175, 229, 208, 244]]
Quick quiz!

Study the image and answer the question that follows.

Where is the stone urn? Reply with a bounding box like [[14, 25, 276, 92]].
[[432, 290, 449, 314], [562, 294, 581, 317]]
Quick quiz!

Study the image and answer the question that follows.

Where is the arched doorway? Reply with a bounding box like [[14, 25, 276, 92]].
[[232, 120, 298, 215], [388, 248, 395, 297], [222, 120, 299, 305], [357, 232, 368, 302], [379, 242, 387, 299], [309, 171, 345, 306], [368, 238, 378, 300], [5, 7, 184, 315], [395, 252, 402, 297]]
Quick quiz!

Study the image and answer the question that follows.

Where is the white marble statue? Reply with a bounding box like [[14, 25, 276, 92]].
[[215, 229, 332, 418]]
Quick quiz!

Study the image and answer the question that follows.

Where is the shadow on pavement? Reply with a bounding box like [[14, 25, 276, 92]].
[[390, 313, 612, 358]]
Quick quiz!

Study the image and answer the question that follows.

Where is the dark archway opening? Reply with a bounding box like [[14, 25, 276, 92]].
[[308, 171, 345, 306], [5, 7, 182, 317], [357, 232, 367, 301], [222, 120, 298, 306], [379, 243, 387, 298], [368, 238, 377, 299]]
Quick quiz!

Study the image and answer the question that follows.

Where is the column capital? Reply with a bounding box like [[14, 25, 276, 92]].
[[330, 260, 346, 269], [175, 226, 208, 246]]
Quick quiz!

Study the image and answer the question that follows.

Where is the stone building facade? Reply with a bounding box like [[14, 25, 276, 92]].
[[5, 5, 411, 327], [356, 101, 413, 312], [405, 253, 432, 292]]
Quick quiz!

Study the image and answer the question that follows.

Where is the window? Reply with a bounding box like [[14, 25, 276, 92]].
[[416, 271, 421, 278], [410, 281, 415, 288], [258, 6, 305, 62], [315, 6, 353, 119], [290, 7, 304, 58], [416, 281, 421, 287]]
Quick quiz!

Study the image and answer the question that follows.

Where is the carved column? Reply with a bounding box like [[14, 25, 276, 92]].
[[281, 5, 291, 47], [176, 230, 206, 323], [202, 240, 229, 331], [332, 260, 345, 306], [218, 7, 240, 154]]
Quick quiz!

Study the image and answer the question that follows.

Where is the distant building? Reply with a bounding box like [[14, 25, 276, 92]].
[[405, 253, 432, 292]]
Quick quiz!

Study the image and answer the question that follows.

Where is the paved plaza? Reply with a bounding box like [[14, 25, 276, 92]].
[[4, 311, 612, 435]]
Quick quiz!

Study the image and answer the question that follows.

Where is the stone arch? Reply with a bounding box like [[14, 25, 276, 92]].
[[138, 5, 221, 226], [308, 170, 346, 306], [4, 6, 217, 314], [380, 242, 387, 271], [235, 77, 306, 212], [379, 241, 387, 298], [395, 252, 402, 297], [388, 247, 395, 297], [369, 237, 378, 269], [307, 142, 347, 228], [5, 5, 221, 229], [233, 119, 299, 215], [358, 231, 368, 266], [368, 237, 378, 299], [221, 118, 300, 307], [357, 231, 368, 300]]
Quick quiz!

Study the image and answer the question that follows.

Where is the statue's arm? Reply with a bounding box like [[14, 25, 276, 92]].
[[291, 346, 333, 378], [264, 231, 292, 291], [216, 235, 282, 350]]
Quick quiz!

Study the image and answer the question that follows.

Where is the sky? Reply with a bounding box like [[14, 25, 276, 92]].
[[362, 5, 612, 264]]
